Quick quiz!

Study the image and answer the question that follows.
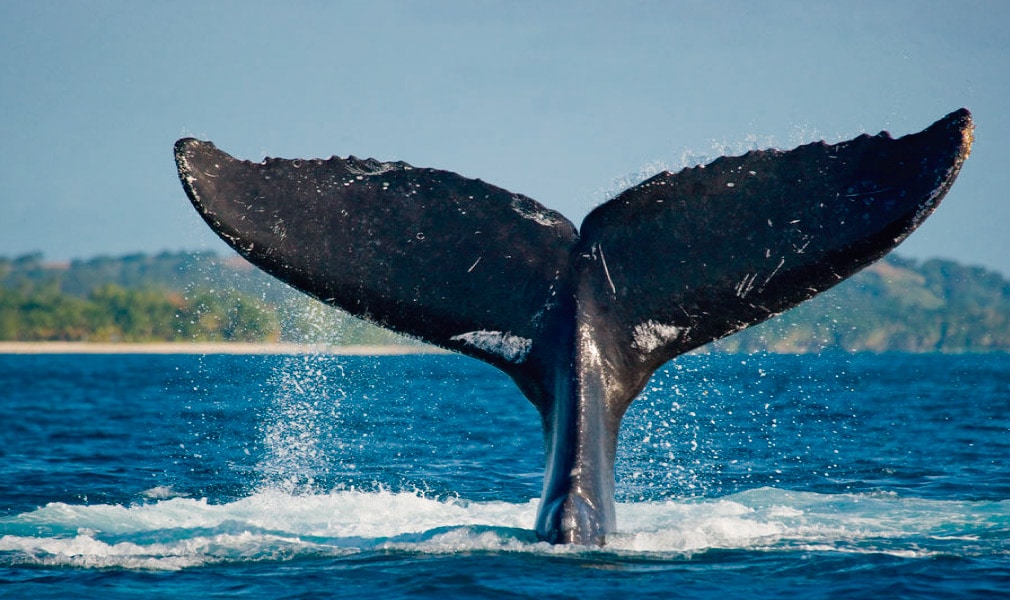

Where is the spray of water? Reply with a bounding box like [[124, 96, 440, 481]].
[[257, 298, 351, 494]]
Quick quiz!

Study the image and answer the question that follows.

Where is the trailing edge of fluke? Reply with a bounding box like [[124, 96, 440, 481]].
[[175, 109, 972, 545]]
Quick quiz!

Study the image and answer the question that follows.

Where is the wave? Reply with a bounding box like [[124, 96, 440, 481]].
[[2, 487, 1008, 570]]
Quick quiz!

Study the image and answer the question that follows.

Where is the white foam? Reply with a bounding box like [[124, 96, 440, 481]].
[[1, 488, 1006, 570]]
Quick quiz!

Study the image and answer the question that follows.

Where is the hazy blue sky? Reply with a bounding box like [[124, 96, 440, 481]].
[[2, 1, 1008, 274]]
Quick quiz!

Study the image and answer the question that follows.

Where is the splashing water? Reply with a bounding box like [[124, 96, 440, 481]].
[[257, 354, 348, 494], [3, 487, 1009, 571], [3, 352, 1009, 597]]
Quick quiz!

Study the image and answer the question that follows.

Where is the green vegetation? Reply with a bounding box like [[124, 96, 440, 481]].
[[0, 251, 407, 345], [2, 251, 1010, 352], [711, 256, 1010, 353], [0, 281, 279, 343]]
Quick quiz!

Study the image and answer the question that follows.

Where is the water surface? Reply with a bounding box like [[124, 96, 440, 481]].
[[2, 353, 1008, 597]]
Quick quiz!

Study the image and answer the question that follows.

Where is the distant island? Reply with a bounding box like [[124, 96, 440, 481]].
[[2, 251, 1009, 353]]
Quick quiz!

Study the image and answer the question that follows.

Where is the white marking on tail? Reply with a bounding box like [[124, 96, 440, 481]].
[[631, 321, 687, 354], [451, 330, 532, 363]]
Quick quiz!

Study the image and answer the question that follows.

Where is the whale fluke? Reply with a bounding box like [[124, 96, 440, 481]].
[[175, 109, 972, 544]]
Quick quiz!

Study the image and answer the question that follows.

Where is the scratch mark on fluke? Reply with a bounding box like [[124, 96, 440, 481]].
[[174, 109, 973, 546]]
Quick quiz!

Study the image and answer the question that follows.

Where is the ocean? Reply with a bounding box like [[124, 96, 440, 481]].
[[1, 351, 1008, 598]]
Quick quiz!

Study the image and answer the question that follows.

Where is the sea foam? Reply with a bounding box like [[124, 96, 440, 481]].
[[2, 487, 1007, 570]]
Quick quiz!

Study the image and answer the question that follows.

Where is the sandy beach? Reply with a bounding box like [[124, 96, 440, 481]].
[[0, 341, 446, 355]]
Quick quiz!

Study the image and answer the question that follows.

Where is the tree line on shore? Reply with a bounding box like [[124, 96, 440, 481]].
[[0, 252, 407, 346], [3, 250, 1010, 352]]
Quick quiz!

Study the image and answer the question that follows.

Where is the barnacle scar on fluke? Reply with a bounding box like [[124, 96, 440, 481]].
[[174, 109, 972, 545]]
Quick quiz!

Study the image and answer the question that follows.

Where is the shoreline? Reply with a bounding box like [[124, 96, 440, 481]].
[[0, 341, 447, 356]]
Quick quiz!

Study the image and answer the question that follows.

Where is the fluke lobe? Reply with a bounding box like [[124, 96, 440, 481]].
[[175, 109, 972, 545]]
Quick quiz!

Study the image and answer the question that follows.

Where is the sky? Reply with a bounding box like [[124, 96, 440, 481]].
[[2, 1, 1008, 274]]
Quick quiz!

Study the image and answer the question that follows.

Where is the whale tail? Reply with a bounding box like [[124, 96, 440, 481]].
[[175, 109, 972, 544]]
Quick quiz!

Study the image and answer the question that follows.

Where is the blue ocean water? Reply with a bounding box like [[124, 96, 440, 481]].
[[1, 351, 1009, 598]]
